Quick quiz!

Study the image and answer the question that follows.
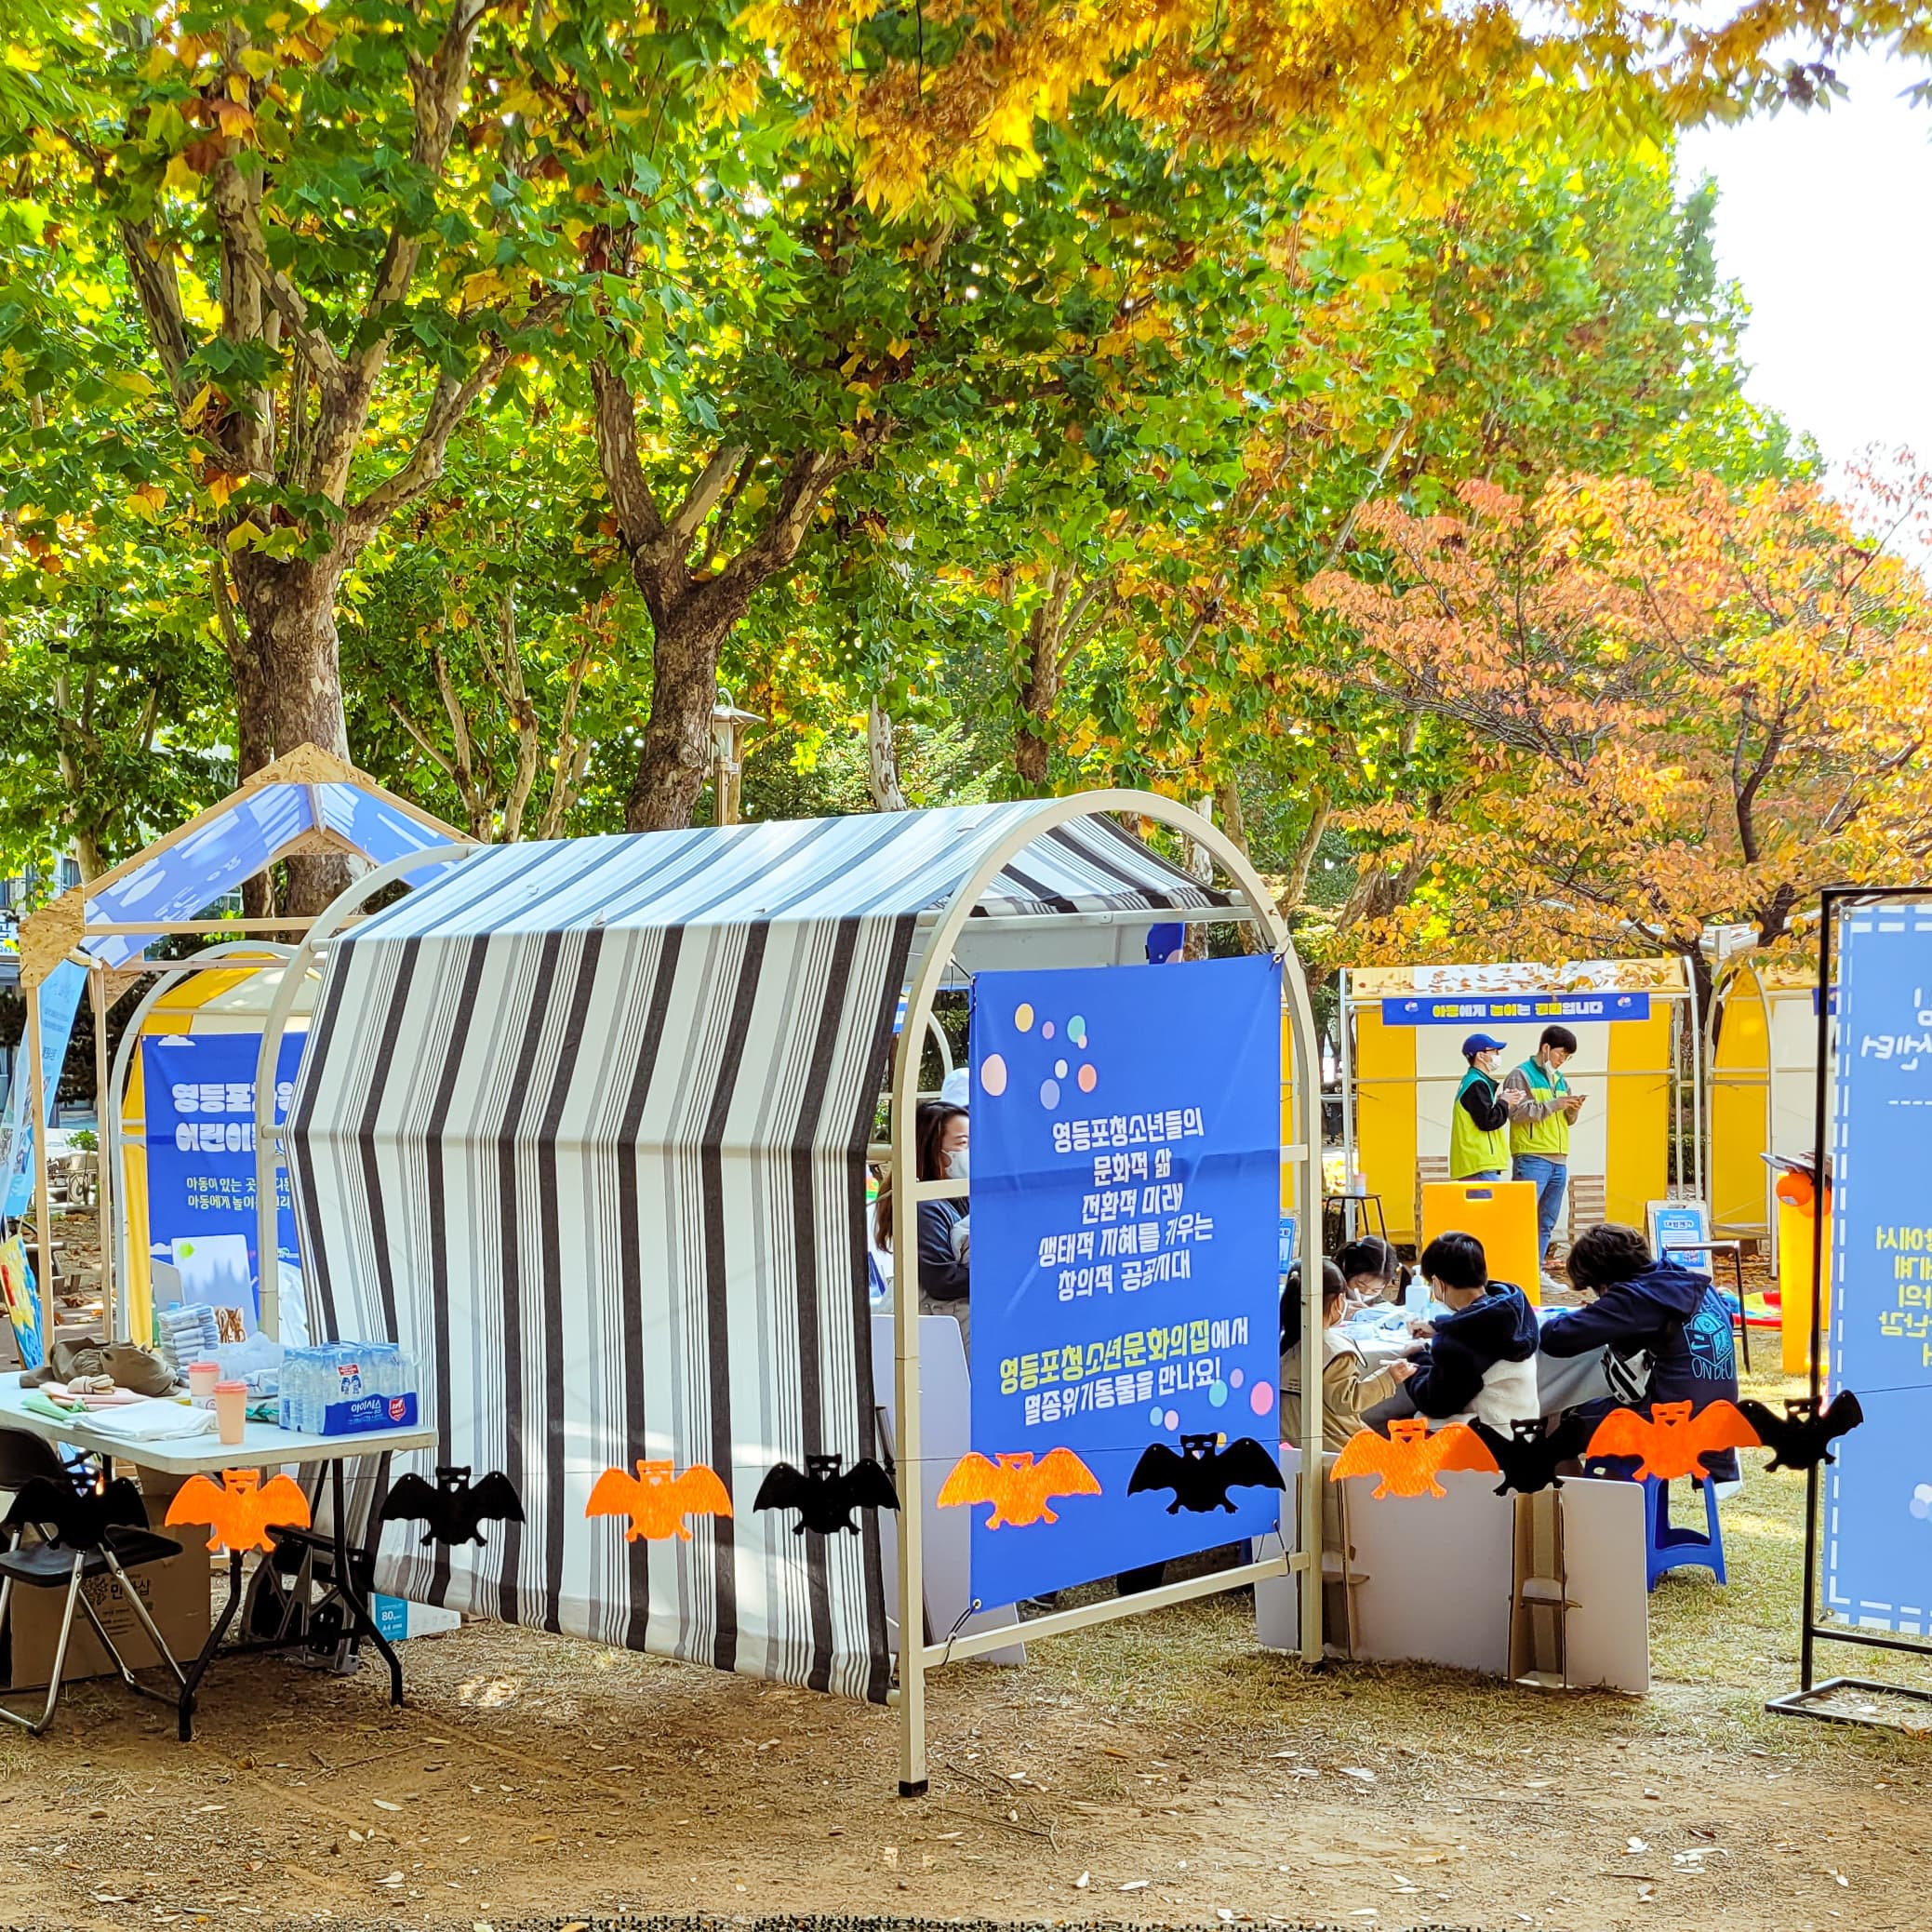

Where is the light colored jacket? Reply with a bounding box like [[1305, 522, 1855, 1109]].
[[1281, 1328, 1404, 1454]]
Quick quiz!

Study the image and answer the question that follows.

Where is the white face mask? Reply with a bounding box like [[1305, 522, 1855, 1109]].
[[947, 1146, 970, 1184]]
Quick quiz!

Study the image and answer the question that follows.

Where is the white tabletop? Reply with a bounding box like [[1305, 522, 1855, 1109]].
[[0, 1373, 436, 1474]]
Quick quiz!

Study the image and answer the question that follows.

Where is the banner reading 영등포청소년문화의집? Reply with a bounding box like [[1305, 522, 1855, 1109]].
[[964, 955, 1283, 1607], [1825, 901, 1932, 1634], [142, 1032, 304, 1337]]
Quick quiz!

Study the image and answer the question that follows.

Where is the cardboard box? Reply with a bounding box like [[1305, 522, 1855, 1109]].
[[370, 1594, 460, 1642], [0, 1492, 212, 1693]]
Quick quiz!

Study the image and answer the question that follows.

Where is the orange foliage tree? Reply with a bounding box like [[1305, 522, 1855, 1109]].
[[1304, 462, 1932, 1001]]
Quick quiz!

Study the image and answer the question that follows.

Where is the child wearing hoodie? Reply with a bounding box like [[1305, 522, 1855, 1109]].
[[1539, 1222, 1742, 1480], [1370, 1231, 1541, 1432]]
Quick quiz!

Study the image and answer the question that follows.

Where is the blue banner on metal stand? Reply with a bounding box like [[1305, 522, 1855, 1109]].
[[141, 1033, 303, 1339], [965, 955, 1284, 1607], [1825, 901, 1932, 1635]]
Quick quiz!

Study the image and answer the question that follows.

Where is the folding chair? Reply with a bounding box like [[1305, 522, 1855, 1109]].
[[0, 1428, 188, 1737]]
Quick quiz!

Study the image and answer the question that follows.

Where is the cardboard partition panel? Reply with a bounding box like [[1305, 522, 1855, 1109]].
[[871, 1313, 1025, 1667], [1257, 1452, 1648, 1695]]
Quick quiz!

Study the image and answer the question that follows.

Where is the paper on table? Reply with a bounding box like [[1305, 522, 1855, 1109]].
[[80, 1397, 220, 1443]]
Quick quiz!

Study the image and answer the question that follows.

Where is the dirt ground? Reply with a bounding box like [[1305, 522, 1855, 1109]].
[[2, 1514, 1928, 1931]]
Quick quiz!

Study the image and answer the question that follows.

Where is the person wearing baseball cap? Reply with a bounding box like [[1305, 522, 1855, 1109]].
[[1450, 1032, 1524, 1180]]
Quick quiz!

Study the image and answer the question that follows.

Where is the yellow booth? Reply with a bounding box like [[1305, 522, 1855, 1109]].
[[1340, 957, 1698, 1248]]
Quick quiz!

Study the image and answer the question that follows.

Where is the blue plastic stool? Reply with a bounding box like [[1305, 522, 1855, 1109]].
[[1643, 1474, 1725, 1590]]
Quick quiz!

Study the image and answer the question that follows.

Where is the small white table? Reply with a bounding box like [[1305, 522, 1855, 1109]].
[[0, 1373, 435, 1738]]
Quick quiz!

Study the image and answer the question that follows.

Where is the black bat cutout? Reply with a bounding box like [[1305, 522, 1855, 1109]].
[[1736, 1392, 1865, 1472], [1468, 1415, 1592, 1497], [1, 1472, 147, 1549], [1127, 1434, 1286, 1514], [379, 1467, 525, 1547], [753, 1454, 899, 1536]]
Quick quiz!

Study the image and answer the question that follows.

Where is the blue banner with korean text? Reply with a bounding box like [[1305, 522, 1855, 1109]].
[[965, 956, 1283, 1606], [1825, 901, 1932, 1635], [1379, 993, 1650, 1027], [141, 1033, 303, 1338]]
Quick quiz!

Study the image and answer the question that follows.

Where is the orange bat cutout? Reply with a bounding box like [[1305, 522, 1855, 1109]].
[[1584, 1399, 1760, 1482], [936, 1448, 1102, 1528], [1329, 1418, 1500, 1499], [165, 1469, 313, 1552], [585, 1460, 733, 1541]]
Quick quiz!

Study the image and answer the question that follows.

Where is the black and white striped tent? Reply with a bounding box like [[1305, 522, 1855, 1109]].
[[286, 805, 1232, 1702]]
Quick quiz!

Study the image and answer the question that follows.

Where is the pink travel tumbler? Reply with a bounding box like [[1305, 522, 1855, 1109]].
[[188, 1361, 219, 1404], [214, 1379, 246, 1446]]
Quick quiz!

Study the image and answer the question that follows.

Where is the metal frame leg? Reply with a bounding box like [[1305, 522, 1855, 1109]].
[[328, 1462, 403, 1707], [0, 1555, 87, 1737], [178, 1548, 247, 1742]]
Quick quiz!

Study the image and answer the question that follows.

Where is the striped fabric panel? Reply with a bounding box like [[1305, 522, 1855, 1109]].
[[288, 906, 913, 1703]]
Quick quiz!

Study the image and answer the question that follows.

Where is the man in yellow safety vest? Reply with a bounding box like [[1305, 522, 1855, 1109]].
[[1502, 1024, 1586, 1288]]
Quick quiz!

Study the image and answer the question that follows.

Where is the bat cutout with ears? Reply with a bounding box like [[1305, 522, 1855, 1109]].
[[379, 1467, 526, 1547], [753, 1454, 899, 1536], [1330, 1418, 1500, 1499], [1583, 1399, 1760, 1483], [937, 1448, 1101, 1528], [1, 1472, 146, 1549], [165, 1469, 313, 1552], [1736, 1392, 1864, 1472], [1127, 1434, 1287, 1514], [1468, 1415, 1592, 1497], [585, 1460, 733, 1541]]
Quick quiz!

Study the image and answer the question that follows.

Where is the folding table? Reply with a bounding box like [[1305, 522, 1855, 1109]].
[[0, 1373, 433, 1739]]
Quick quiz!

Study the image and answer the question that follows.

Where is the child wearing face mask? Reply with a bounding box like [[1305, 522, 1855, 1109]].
[[873, 1099, 972, 1342]]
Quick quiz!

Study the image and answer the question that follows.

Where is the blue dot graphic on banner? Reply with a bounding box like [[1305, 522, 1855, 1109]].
[[1824, 902, 1932, 1637], [963, 954, 1284, 1607]]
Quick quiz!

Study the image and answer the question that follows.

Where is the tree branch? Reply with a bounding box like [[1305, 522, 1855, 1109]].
[[669, 443, 752, 558], [352, 0, 494, 386], [207, 154, 346, 385], [590, 356, 669, 552]]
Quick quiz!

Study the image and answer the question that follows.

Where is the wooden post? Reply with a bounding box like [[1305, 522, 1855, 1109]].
[[23, 982, 54, 1345]]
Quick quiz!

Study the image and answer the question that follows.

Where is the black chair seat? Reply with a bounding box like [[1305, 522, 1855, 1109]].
[[0, 1528, 181, 1586]]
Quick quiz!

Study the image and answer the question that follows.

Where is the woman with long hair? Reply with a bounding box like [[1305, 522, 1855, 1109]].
[[874, 1099, 971, 1337]]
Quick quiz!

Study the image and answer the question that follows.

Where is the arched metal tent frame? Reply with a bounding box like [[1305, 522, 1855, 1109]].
[[888, 789, 1324, 1793], [251, 844, 484, 1341], [1705, 954, 1819, 1261], [103, 939, 296, 1339]]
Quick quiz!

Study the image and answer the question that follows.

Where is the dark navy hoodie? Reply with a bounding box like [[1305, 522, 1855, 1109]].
[[1539, 1259, 1739, 1411], [1406, 1282, 1542, 1426]]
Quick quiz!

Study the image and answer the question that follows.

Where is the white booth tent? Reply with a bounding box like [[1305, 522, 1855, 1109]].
[[283, 800, 1317, 1725]]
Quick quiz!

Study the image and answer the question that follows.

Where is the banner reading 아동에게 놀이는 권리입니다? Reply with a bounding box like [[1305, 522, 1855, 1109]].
[[963, 955, 1284, 1608], [1826, 901, 1932, 1635]]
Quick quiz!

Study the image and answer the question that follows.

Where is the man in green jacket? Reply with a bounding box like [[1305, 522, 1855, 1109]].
[[1449, 1033, 1523, 1180], [1502, 1024, 1586, 1286]]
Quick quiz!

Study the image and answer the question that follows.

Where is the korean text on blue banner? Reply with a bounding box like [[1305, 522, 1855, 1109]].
[[1825, 901, 1932, 1636], [966, 955, 1284, 1606], [1379, 993, 1650, 1027], [142, 1033, 303, 1335]]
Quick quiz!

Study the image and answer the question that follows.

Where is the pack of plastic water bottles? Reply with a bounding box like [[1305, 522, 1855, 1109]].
[[278, 1342, 420, 1436]]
